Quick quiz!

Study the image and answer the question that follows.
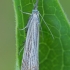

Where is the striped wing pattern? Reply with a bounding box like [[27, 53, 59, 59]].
[[21, 10, 39, 70]]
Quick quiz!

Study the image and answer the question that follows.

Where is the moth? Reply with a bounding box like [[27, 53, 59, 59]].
[[21, 1, 39, 70], [20, 0, 54, 70]]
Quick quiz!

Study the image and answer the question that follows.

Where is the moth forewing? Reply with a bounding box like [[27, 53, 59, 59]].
[[21, 10, 39, 70]]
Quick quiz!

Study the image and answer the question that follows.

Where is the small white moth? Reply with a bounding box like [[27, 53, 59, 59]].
[[21, 1, 39, 70], [20, 0, 54, 70]]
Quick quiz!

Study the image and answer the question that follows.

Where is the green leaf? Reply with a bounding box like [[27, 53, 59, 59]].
[[13, 0, 70, 70]]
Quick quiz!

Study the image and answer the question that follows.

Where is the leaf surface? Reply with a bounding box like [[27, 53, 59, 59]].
[[13, 0, 70, 70]]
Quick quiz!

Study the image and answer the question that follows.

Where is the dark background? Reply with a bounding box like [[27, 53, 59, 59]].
[[0, 0, 70, 70]]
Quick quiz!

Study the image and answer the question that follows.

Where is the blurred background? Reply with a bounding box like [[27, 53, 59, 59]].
[[0, 0, 70, 70]]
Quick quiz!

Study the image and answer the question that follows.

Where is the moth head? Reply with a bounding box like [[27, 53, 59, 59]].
[[32, 10, 39, 15]]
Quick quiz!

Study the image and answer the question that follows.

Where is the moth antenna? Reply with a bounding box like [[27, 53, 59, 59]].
[[34, 0, 39, 10]]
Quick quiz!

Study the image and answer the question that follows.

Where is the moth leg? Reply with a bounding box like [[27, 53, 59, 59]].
[[19, 26, 28, 30], [18, 6, 31, 15], [39, 22, 44, 41], [20, 11, 31, 15], [19, 41, 25, 55], [39, 12, 54, 39]]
